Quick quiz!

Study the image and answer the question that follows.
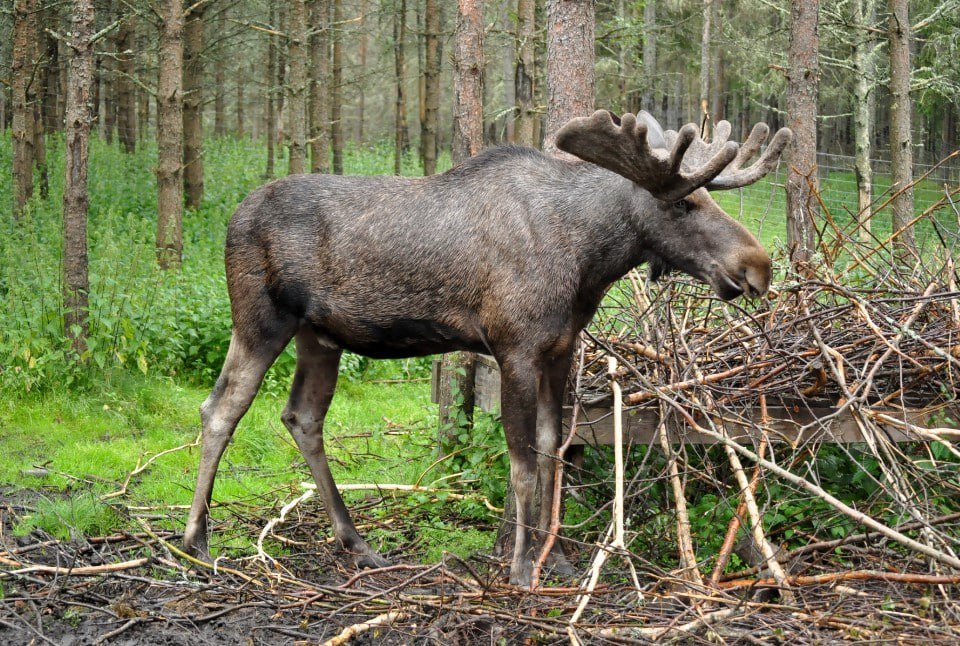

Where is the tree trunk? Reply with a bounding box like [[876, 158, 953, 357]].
[[501, 3, 515, 142], [137, 26, 149, 142], [514, 0, 536, 147], [287, 0, 308, 174], [156, 0, 184, 270], [34, 71, 48, 199], [453, 0, 484, 162], [42, 17, 62, 133], [182, 2, 204, 209], [852, 0, 876, 240], [641, 0, 657, 112], [236, 67, 245, 138], [785, 0, 819, 270], [12, 0, 37, 218], [103, 21, 117, 145], [214, 8, 227, 138], [699, 0, 712, 134], [421, 0, 440, 174], [440, 0, 484, 476], [63, 0, 95, 355], [116, 13, 137, 153], [888, 0, 916, 256], [331, 0, 344, 175], [709, 0, 723, 122], [356, 0, 367, 142], [393, 0, 409, 175], [543, 0, 594, 153], [265, 2, 277, 178], [309, 0, 330, 173]]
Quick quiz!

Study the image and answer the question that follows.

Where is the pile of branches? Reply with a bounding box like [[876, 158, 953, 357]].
[[548, 178, 960, 620]]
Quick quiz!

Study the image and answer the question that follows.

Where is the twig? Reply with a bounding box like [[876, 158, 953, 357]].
[[320, 610, 409, 646]]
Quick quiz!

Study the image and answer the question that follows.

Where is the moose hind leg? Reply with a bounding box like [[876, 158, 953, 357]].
[[281, 327, 389, 569], [184, 329, 292, 559]]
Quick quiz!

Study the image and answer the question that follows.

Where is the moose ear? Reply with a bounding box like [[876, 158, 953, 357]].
[[606, 110, 622, 127], [636, 111, 667, 149]]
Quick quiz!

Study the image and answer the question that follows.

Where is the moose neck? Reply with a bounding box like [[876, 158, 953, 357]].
[[550, 162, 656, 299]]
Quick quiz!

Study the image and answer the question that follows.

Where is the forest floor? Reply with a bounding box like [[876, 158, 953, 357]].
[[3, 484, 960, 645]]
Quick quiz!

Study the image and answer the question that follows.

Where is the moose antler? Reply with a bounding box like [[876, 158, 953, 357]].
[[555, 110, 793, 203]]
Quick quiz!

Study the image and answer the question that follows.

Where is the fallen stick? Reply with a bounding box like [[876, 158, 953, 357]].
[[720, 569, 960, 589], [321, 610, 409, 646], [0, 555, 149, 577]]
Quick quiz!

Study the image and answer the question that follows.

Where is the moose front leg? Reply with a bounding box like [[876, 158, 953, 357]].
[[534, 353, 575, 576]]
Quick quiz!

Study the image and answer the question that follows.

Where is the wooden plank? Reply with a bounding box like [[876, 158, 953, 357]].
[[568, 405, 919, 446], [431, 353, 951, 445]]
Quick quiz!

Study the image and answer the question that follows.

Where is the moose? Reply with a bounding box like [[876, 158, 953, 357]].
[[182, 110, 792, 587]]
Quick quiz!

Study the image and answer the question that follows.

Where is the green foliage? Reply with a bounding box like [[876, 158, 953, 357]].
[[0, 135, 438, 396]]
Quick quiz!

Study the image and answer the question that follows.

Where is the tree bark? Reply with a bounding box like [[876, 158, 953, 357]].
[[699, 0, 712, 134], [356, 0, 367, 142], [422, 0, 440, 175], [42, 14, 62, 133], [103, 16, 117, 145], [12, 0, 37, 218], [888, 0, 916, 256], [641, 0, 657, 113], [543, 0, 594, 153], [309, 0, 330, 173], [785, 0, 820, 270], [34, 74, 48, 200], [63, 0, 95, 355], [265, 1, 277, 178], [331, 0, 344, 175], [852, 0, 876, 240], [182, 2, 204, 209], [287, 0, 308, 174], [236, 66, 245, 138], [214, 7, 227, 138], [453, 0, 484, 163], [137, 26, 149, 142], [116, 13, 136, 153], [156, 0, 184, 270], [514, 0, 536, 147], [393, 0, 409, 174]]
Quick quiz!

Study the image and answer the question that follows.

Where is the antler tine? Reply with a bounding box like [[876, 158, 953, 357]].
[[555, 110, 739, 203], [706, 126, 793, 191], [727, 122, 770, 172]]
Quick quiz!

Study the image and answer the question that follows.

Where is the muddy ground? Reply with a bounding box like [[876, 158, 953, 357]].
[[3, 488, 960, 645]]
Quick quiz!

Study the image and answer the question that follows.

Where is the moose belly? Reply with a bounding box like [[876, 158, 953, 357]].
[[311, 318, 488, 359]]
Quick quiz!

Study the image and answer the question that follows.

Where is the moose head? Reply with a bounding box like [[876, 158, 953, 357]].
[[182, 110, 792, 587]]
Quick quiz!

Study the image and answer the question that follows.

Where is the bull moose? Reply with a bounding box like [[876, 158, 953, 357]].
[[182, 110, 792, 587]]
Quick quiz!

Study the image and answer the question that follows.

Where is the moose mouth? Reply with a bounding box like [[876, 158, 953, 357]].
[[648, 258, 752, 301]]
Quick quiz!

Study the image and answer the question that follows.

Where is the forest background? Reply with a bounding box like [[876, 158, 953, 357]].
[[1, 0, 960, 606]]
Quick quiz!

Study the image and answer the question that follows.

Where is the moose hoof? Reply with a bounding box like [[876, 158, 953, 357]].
[[355, 551, 392, 570]]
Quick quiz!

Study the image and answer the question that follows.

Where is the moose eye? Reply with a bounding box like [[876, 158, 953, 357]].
[[673, 199, 689, 214]]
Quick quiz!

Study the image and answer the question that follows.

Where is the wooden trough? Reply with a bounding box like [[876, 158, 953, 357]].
[[432, 355, 950, 446]]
